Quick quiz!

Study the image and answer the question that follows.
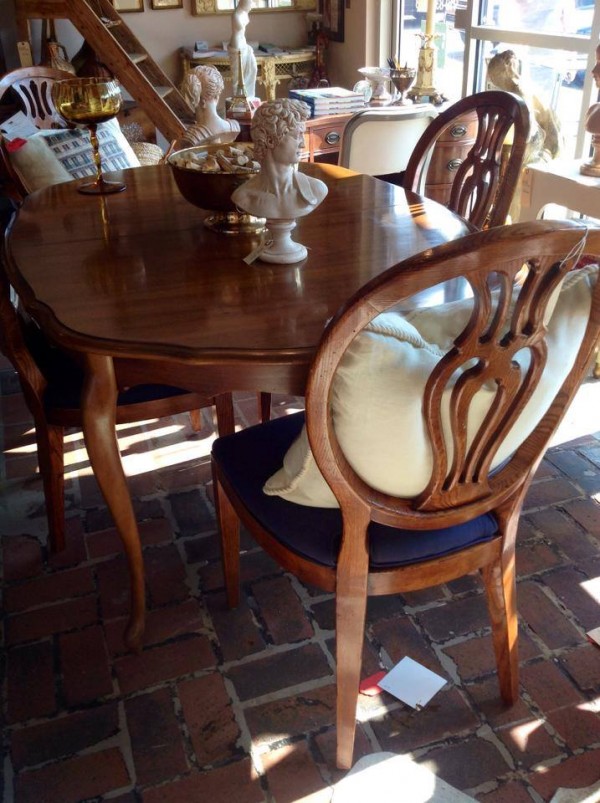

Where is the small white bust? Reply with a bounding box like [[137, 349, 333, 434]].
[[232, 99, 328, 220], [232, 99, 328, 264], [180, 65, 240, 146]]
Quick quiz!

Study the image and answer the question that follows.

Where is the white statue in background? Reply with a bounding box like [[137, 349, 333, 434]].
[[180, 65, 240, 146], [232, 99, 328, 264], [228, 0, 258, 99]]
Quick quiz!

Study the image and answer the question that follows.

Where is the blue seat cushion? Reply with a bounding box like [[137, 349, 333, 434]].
[[212, 411, 498, 569]]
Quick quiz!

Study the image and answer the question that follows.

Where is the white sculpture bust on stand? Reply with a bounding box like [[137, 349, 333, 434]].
[[180, 65, 240, 146], [228, 0, 258, 101], [231, 99, 328, 264], [581, 44, 600, 177]]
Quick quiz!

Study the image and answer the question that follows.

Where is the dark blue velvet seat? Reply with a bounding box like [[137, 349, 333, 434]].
[[212, 411, 498, 570]]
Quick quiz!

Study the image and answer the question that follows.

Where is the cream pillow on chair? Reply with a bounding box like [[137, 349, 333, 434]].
[[7, 135, 72, 193], [263, 265, 598, 508]]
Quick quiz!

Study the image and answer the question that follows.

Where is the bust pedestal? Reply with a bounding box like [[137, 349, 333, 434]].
[[259, 219, 307, 264]]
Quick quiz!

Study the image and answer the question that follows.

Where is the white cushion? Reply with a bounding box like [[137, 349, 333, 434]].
[[8, 118, 140, 193], [8, 135, 72, 193], [263, 265, 598, 508]]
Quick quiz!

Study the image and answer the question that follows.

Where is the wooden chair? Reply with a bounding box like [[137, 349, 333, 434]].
[[0, 244, 233, 553], [0, 66, 74, 129], [338, 105, 438, 177], [403, 89, 531, 229], [211, 220, 600, 769], [0, 67, 78, 202]]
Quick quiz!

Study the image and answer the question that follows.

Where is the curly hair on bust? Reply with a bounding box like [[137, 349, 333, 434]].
[[180, 65, 224, 110], [250, 99, 309, 161]]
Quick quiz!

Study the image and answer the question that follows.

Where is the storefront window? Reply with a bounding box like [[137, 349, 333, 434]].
[[395, 0, 599, 159], [397, 1, 467, 103]]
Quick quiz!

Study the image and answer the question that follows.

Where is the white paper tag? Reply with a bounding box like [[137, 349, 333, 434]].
[[378, 656, 447, 709], [0, 111, 39, 141], [586, 626, 600, 647], [243, 232, 270, 265]]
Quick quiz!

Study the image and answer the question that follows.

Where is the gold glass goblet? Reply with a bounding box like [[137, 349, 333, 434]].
[[52, 77, 126, 195]]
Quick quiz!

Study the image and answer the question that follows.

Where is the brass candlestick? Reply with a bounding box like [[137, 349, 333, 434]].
[[407, 33, 446, 106]]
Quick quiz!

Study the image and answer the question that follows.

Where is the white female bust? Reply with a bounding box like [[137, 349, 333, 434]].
[[180, 65, 240, 146], [232, 98, 327, 220], [232, 99, 328, 264], [228, 0, 258, 100]]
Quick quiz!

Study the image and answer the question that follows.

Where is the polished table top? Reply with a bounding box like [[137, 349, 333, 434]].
[[5, 162, 472, 387], [4, 162, 473, 651]]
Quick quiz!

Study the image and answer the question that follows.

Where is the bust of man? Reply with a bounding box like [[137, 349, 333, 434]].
[[231, 98, 328, 221]]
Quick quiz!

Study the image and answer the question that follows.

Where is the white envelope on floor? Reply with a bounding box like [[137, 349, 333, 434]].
[[378, 656, 447, 708]]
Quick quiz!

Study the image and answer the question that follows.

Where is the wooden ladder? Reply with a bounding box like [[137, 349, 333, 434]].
[[15, 0, 193, 142]]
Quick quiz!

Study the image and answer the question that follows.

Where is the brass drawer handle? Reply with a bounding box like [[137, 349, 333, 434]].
[[450, 125, 467, 139], [325, 131, 341, 145], [447, 158, 463, 171]]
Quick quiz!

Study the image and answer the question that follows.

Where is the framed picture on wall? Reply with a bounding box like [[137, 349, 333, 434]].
[[321, 0, 344, 42], [150, 0, 183, 8], [112, 0, 144, 11]]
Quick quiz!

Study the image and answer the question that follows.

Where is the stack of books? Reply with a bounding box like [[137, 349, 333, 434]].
[[288, 87, 366, 118]]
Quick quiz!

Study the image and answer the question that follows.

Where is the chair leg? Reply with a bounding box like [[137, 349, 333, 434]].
[[481, 551, 519, 705], [335, 524, 370, 770], [212, 465, 241, 608], [259, 392, 271, 423], [188, 409, 203, 432], [214, 393, 235, 436], [35, 420, 66, 552]]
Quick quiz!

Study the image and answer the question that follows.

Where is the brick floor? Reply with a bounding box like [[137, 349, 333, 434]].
[[1, 376, 600, 802]]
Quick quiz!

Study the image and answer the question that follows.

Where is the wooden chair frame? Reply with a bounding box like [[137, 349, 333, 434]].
[[212, 220, 600, 769], [403, 89, 531, 229], [0, 66, 74, 129]]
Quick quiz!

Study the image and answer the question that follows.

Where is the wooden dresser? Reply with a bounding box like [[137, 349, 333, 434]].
[[300, 113, 354, 163], [240, 112, 353, 163], [423, 111, 478, 205]]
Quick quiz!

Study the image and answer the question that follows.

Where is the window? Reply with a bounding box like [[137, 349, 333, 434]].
[[393, 0, 600, 158]]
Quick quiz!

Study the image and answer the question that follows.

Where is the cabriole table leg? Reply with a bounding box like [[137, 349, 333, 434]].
[[81, 353, 145, 652]]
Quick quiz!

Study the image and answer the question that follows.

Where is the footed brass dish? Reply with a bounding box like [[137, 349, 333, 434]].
[[168, 142, 265, 234]]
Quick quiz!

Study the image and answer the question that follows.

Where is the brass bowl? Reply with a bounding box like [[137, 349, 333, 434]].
[[168, 142, 264, 234]]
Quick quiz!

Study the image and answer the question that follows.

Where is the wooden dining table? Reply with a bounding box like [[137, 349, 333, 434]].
[[4, 161, 472, 651]]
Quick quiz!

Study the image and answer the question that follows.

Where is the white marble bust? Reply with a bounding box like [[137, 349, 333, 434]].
[[180, 65, 240, 146], [231, 98, 328, 221]]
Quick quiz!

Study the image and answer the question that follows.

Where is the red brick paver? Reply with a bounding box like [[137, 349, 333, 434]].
[[2, 385, 600, 803]]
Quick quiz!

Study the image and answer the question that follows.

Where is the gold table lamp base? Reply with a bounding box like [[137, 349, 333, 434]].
[[407, 35, 447, 106]]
